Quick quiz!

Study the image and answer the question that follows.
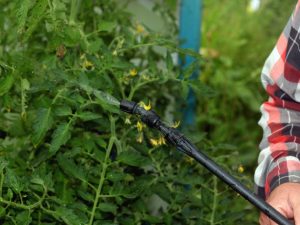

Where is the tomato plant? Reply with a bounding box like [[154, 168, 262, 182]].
[[0, 0, 261, 224]]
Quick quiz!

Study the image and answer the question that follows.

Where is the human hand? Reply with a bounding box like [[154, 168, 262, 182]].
[[259, 183, 300, 225]]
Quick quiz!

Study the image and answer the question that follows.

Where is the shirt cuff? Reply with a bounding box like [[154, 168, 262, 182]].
[[265, 156, 300, 198]]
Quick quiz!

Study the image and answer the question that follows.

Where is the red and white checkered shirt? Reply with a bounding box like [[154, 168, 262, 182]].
[[255, 0, 300, 199]]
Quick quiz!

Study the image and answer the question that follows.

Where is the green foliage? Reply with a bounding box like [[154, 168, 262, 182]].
[[49, 122, 72, 154], [32, 107, 53, 146], [197, 0, 296, 222], [0, 72, 14, 96], [0, 0, 295, 224], [23, 0, 49, 41], [200, 0, 296, 165]]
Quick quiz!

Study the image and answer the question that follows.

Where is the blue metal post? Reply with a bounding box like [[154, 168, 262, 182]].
[[179, 0, 202, 126]]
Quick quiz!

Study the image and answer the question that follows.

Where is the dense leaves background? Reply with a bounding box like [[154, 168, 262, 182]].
[[0, 0, 296, 224]]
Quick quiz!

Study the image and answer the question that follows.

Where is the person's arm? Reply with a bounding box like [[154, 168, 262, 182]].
[[255, 1, 300, 224]]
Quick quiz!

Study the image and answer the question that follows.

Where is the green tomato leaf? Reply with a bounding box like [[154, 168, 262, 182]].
[[63, 26, 82, 47], [166, 51, 173, 71], [111, 178, 152, 199], [55, 207, 85, 225], [32, 107, 53, 147], [0, 206, 5, 217], [6, 188, 13, 199], [0, 159, 8, 172], [30, 177, 45, 186], [106, 171, 134, 182], [54, 106, 72, 116], [23, 0, 48, 41], [56, 153, 87, 182], [182, 60, 199, 80], [188, 80, 216, 98], [49, 122, 72, 154], [77, 111, 102, 121], [152, 183, 172, 203], [98, 21, 116, 32], [15, 0, 32, 33], [98, 202, 117, 214], [87, 39, 103, 54], [16, 210, 32, 225], [77, 190, 94, 202], [5, 168, 24, 194], [118, 150, 151, 167], [0, 73, 14, 96], [96, 138, 107, 149]]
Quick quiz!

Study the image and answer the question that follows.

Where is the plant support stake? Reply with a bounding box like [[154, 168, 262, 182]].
[[179, 0, 202, 126], [120, 99, 293, 225]]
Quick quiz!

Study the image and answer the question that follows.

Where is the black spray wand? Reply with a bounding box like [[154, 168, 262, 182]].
[[120, 99, 293, 225]]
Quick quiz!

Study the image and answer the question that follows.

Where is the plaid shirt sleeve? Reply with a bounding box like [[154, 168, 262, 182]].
[[254, 0, 300, 199]]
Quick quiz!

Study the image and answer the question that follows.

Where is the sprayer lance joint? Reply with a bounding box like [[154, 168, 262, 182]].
[[120, 100, 160, 128]]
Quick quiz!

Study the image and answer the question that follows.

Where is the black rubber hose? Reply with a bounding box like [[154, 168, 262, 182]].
[[120, 100, 293, 225]]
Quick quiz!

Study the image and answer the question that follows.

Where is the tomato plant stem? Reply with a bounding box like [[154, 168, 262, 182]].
[[38, 210, 41, 225], [128, 78, 160, 100], [69, 0, 81, 23], [88, 116, 116, 225], [210, 176, 218, 225], [0, 171, 3, 198], [0, 60, 14, 71], [40, 205, 60, 221]]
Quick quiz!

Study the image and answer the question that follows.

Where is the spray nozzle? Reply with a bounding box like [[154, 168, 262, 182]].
[[120, 100, 160, 127]]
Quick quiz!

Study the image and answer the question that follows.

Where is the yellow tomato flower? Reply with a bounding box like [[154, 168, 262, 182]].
[[238, 165, 244, 173], [125, 117, 131, 124], [172, 121, 181, 128], [150, 138, 159, 146], [112, 50, 118, 56], [136, 24, 145, 34], [149, 136, 166, 147], [144, 102, 151, 111], [136, 121, 144, 132], [80, 54, 85, 60], [83, 60, 94, 70], [139, 101, 151, 111], [185, 157, 194, 165], [158, 136, 166, 145], [136, 134, 143, 143], [129, 68, 138, 76]]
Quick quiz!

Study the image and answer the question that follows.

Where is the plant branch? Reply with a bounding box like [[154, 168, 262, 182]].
[[0, 185, 47, 210], [69, 0, 81, 23], [210, 176, 218, 225], [88, 116, 116, 225], [0, 171, 3, 198]]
